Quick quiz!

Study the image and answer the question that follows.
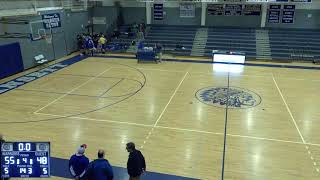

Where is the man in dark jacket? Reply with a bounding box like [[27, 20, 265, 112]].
[[126, 142, 146, 180], [85, 149, 113, 180], [69, 144, 89, 179]]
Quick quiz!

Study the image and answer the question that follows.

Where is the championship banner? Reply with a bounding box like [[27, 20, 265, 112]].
[[224, 4, 243, 16], [243, 4, 261, 16], [154, 3, 164, 20], [207, 4, 224, 16], [180, 3, 195, 18], [282, 5, 295, 24], [92, 17, 107, 25], [268, 5, 281, 23]]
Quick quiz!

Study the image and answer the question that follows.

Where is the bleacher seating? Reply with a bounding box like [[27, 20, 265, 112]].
[[144, 25, 196, 56], [107, 25, 136, 52], [134, 25, 320, 62], [204, 28, 257, 59], [269, 29, 320, 61]]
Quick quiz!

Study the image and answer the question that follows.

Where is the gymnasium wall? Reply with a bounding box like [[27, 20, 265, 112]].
[[118, 1, 146, 25], [0, 9, 89, 69], [0, 0, 58, 10], [93, 1, 145, 27], [120, 1, 318, 29], [265, 3, 320, 29], [205, 12, 261, 28], [122, 7, 146, 25], [151, 2, 200, 26], [91, 6, 119, 33]]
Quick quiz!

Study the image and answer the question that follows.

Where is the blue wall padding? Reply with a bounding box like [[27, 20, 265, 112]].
[[0, 42, 24, 79]]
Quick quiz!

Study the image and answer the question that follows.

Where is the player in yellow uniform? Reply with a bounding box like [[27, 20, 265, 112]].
[[98, 35, 106, 54]]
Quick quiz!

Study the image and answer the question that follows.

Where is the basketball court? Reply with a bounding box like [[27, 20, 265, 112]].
[[0, 55, 320, 179]]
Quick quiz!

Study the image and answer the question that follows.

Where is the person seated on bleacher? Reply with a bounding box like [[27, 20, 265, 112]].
[[113, 28, 120, 39], [138, 41, 144, 50], [132, 22, 139, 33], [175, 44, 186, 50]]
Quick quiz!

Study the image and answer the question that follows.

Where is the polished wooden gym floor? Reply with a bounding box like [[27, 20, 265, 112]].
[[1, 56, 320, 180]]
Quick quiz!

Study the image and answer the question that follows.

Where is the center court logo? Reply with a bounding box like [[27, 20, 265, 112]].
[[196, 87, 261, 109]]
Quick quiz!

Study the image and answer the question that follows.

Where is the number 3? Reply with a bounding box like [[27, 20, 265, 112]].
[[28, 168, 32, 174]]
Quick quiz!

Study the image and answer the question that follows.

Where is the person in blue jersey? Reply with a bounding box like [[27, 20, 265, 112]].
[[85, 149, 113, 180], [84, 35, 95, 56], [69, 144, 89, 180], [126, 142, 146, 180]]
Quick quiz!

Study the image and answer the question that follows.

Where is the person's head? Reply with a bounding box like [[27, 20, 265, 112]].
[[77, 144, 87, 155], [98, 149, 105, 159], [126, 142, 135, 152], [0, 134, 3, 140]]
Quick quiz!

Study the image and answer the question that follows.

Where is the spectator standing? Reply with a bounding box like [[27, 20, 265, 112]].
[[126, 142, 146, 180], [85, 150, 113, 180], [98, 35, 106, 54], [156, 42, 163, 63], [69, 144, 89, 180]]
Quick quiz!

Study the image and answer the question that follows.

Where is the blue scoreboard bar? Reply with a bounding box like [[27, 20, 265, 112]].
[[1, 142, 50, 178]]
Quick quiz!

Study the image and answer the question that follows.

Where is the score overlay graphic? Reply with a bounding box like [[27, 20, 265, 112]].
[[1, 142, 50, 178]]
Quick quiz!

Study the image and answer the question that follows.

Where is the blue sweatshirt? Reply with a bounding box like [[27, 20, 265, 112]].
[[69, 154, 89, 178], [85, 159, 113, 180]]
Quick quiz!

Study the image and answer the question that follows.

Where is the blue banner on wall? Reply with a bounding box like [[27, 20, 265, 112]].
[[290, 0, 311, 2], [243, 4, 261, 16], [42, 13, 61, 29], [154, 4, 164, 20], [269, 0, 288, 2], [269, 5, 281, 10], [282, 5, 295, 24], [268, 5, 281, 23], [224, 4, 243, 16]]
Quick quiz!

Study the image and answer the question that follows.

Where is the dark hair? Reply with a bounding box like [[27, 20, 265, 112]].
[[98, 150, 104, 158], [126, 142, 135, 150]]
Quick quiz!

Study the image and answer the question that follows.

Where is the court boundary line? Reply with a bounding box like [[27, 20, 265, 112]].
[[33, 67, 113, 114], [140, 71, 189, 149], [33, 112, 320, 147], [272, 74, 305, 143], [272, 73, 320, 173], [93, 55, 320, 70], [87, 59, 320, 82]]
